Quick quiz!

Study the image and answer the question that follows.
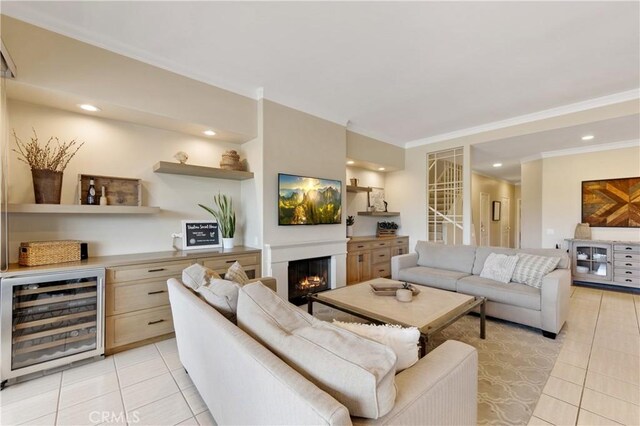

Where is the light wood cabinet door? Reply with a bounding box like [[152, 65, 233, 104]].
[[347, 252, 372, 285], [392, 245, 410, 257], [106, 306, 174, 351]]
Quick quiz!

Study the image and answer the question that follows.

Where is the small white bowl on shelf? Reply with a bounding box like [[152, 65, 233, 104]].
[[576, 266, 589, 273], [577, 253, 588, 260]]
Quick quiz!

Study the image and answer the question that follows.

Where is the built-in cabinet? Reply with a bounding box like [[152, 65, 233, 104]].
[[567, 239, 639, 289], [347, 236, 408, 285]]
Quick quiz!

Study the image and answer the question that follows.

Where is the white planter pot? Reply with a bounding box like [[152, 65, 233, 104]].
[[222, 237, 235, 249], [346, 226, 353, 237]]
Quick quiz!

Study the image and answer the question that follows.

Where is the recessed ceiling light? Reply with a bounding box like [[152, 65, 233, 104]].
[[78, 104, 100, 112], [203, 130, 216, 136], [378, 167, 385, 171], [581, 135, 594, 141], [346, 160, 355, 165], [492, 163, 502, 168]]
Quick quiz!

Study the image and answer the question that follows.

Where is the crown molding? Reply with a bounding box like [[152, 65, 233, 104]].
[[520, 139, 640, 164], [405, 89, 640, 149]]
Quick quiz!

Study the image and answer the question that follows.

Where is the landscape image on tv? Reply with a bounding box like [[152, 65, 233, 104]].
[[278, 173, 342, 225]]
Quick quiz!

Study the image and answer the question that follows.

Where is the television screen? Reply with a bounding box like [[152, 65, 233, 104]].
[[278, 173, 342, 225]]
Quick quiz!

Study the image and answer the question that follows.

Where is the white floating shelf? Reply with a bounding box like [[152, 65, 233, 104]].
[[6, 204, 161, 215], [153, 161, 254, 180]]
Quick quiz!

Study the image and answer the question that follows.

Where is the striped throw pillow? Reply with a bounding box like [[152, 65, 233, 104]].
[[479, 253, 519, 284], [225, 261, 249, 285], [512, 254, 561, 288]]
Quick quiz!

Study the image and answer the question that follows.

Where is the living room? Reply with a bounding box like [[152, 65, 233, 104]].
[[0, 2, 639, 426]]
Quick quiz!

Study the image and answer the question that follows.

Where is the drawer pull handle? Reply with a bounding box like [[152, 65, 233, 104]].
[[626, 263, 633, 266], [357, 245, 364, 248], [625, 247, 633, 250], [225, 260, 237, 264], [626, 271, 632, 274], [148, 290, 166, 295], [379, 254, 385, 257], [378, 269, 385, 272], [148, 268, 166, 273], [626, 279, 632, 282], [626, 255, 633, 258], [148, 319, 165, 325]]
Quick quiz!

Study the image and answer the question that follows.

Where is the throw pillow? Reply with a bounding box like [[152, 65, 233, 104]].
[[181, 263, 221, 290], [225, 261, 249, 285], [332, 320, 419, 373], [512, 254, 561, 288], [237, 282, 397, 419], [196, 278, 242, 321], [479, 253, 519, 284]]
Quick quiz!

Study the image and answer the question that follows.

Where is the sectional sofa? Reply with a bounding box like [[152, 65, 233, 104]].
[[391, 242, 571, 338]]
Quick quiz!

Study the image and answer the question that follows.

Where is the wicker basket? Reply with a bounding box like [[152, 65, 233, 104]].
[[19, 240, 81, 266]]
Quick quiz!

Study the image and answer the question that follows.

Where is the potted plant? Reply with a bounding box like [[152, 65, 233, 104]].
[[199, 192, 236, 249], [346, 215, 355, 237], [377, 221, 399, 237], [12, 129, 84, 204]]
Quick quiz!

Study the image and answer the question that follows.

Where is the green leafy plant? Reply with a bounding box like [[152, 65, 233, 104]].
[[199, 193, 236, 238], [377, 221, 398, 230], [346, 215, 355, 226]]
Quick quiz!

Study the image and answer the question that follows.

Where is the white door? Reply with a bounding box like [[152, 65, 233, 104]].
[[516, 198, 522, 249], [501, 197, 511, 248], [479, 192, 490, 246]]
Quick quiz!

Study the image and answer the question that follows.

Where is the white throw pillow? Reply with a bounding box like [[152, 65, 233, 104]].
[[512, 253, 561, 288], [479, 253, 519, 284], [225, 261, 249, 285], [332, 320, 419, 373], [181, 263, 221, 290], [196, 278, 242, 321], [237, 282, 397, 419]]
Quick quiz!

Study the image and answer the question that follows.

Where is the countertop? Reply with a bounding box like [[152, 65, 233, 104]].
[[348, 235, 408, 243], [565, 239, 640, 245], [0, 246, 261, 277]]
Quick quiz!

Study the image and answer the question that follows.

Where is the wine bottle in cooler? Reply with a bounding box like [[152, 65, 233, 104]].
[[87, 178, 97, 205]]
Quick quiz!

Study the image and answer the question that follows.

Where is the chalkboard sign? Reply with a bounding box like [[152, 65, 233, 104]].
[[179, 220, 220, 250]]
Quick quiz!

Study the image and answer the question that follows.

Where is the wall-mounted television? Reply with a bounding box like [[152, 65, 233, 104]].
[[278, 173, 342, 225]]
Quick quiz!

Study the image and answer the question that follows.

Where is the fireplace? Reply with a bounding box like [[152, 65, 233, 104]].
[[288, 256, 331, 305]]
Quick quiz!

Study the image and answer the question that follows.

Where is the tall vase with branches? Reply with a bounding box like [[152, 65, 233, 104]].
[[199, 192, 236, 248]]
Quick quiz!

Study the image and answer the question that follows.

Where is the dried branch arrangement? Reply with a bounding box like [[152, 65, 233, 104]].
[[12, 129, 85, 172]]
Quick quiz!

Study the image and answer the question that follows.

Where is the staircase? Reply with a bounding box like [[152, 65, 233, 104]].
[[427, 159, 463, 244]]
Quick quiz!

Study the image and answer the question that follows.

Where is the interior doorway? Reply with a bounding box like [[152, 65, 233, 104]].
[[479, 192, 490, 246], [501, 196, 511, 248], [516, 198, 522, 249]]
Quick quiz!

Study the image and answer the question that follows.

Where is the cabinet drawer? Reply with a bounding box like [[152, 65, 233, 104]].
[[392, 237, 409, 246], [614, 268, 640, 278], [613, 259, 640, 270], [348, 242, 372, 251], [614, 245, 640, 253], [107, 260, 192, 283], [613, 276, 640, 286], [201, 253, 259, 271], [614, 252, 640, 262], [106, 306, 174, 349], [106, 279, 169, 316], [372, 248, 391, 263], [392, 246, 410, 257], [372, 263, 390, 278], [371, 240, 392, 248]]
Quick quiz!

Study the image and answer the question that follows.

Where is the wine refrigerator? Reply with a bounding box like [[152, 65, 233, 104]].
[[1, 268, 105, 386]]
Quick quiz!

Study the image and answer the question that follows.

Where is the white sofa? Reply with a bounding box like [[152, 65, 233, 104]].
[[392, 242, 571, 338], [167, 278, 479, 425]]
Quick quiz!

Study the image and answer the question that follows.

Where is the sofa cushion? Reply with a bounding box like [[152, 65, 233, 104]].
[[457, 275, 541, 310], [473, 246, 569, 275], [181, 263, 221, 290], [237, 282, 397, 419], [397, 266, 469, 291], [479, 253, 519, 284], [512, 254, 561, 289], [225, 261, 250, 284], [332, 320, 420, 373], [415, 241, 477, 274], [196, 278, 242, 321]]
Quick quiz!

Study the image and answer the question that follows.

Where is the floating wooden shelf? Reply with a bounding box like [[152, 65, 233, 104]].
[[6, 204, 161, 215], [153, 161, 254, 180], [346, 185, 372, 193], [357, 211, 400, 217]]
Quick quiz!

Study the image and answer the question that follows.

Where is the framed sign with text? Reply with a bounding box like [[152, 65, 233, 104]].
[[179, 220, 220, 250]]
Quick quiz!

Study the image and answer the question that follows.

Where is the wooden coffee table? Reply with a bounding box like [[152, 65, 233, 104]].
[[308, 278, 486, 356]]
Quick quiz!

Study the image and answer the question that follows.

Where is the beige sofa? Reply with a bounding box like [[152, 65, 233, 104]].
[[391, 242, 571, 338], [167, 278, 478, 425]]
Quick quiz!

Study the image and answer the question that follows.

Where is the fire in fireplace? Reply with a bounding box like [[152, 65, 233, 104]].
[[288, 256, 330, 305]]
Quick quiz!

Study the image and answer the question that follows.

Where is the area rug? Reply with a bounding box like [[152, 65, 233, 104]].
[[427, 315, 565, 425]]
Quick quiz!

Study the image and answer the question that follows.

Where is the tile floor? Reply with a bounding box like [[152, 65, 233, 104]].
[[529, 286, 640, 426], [1, 285, 638, 426], [0, 338, 216, 426]]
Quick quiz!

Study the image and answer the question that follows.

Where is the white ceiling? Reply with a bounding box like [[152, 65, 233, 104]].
[[2, 1, 639, 146], [472, 114, 640, 183]]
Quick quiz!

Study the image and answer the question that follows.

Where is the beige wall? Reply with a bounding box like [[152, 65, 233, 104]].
[[520, 160, 543, 248], [6, 100, 248, 262], [346, 131, 404, 170], [471, 173, 516, 247], [262, 100, 347, 246], [540, 146, 640, 247], [345, 167, 387, 237]]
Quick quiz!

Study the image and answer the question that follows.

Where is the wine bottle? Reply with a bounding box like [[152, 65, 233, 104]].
[[87, 178, 96, 205]]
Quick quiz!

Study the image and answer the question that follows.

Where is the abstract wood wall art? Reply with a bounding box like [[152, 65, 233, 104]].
[[582, 177, 640, 228]]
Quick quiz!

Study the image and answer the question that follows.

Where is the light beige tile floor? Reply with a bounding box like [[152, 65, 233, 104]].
[[1, 285, 637, 426], [531, 286, 640, 426], [0, 338, 216, 426]]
